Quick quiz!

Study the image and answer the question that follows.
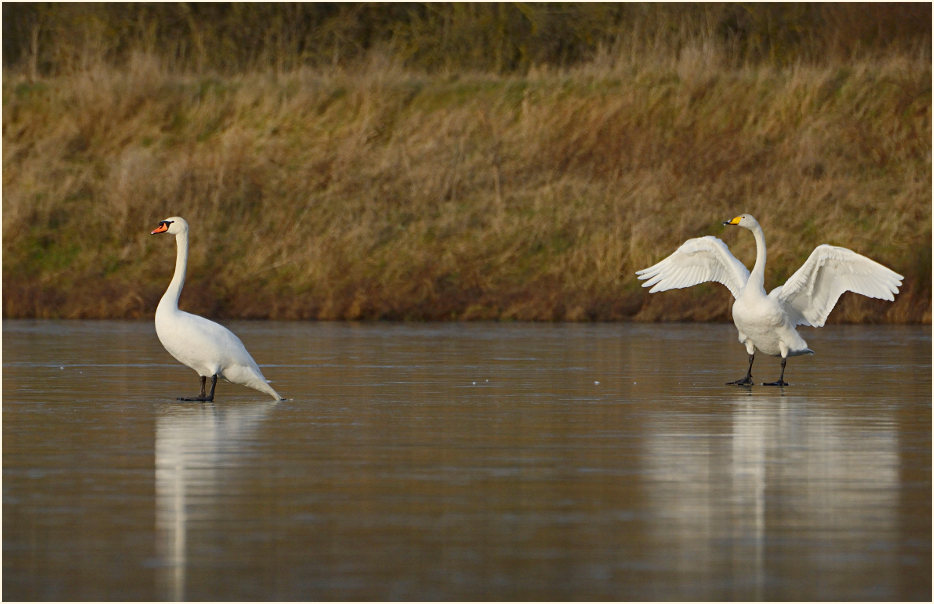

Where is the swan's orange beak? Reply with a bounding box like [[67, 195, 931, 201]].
[[723, 216, 742, 226], [151, 222, 169, 235]]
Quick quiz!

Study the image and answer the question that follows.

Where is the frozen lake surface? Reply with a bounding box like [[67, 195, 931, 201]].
[[3, 320, 930, 600]]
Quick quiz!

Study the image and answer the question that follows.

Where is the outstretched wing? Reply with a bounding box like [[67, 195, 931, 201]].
[[770, 244, 902, 327], [636, 235, 750, 299]]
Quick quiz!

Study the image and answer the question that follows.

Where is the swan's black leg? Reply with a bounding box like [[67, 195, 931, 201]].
[[179, 375, 215, 402], [727, 354, 755, 386], [763, 358, 788, 386], [206, 375, 217, 401]]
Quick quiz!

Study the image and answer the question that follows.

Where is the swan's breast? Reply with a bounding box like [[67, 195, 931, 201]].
[[731, 292, 788, 355], [155, 309, 239, 376], [731, 291, 814, 357]]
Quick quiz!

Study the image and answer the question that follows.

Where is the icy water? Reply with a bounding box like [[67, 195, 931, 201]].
[[3, 320, 930, 601]]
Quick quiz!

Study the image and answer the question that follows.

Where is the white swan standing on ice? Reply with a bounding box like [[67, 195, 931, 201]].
[[151, 217, 283, 401], [636, 214, 902, 386]]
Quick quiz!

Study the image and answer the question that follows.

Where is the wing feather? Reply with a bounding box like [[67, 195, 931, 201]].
[[771, 244, 902, 327], [635, 236, 750, 299]]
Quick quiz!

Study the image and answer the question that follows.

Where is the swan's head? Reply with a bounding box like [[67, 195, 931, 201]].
[[150, 216, 188, 236], [723, 214, 759, 230]]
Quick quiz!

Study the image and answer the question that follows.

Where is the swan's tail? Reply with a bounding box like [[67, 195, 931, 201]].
[[254, 380, 284, 401], [788, 347, 815, 357], [225, 365, 285, 400]]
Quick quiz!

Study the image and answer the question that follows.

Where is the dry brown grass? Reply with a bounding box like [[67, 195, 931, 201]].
[[2, 50, 930, 322]]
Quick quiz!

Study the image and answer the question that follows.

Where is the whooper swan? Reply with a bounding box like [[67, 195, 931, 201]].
[[636, 214, 902, 386], [151, 217, 283, 401]]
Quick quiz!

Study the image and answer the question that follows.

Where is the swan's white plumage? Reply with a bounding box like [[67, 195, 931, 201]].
[[636, 235, 750, 298], [771, 244, 903, 328], [636, 214, 902, 383], [152, 216, 282, 401]]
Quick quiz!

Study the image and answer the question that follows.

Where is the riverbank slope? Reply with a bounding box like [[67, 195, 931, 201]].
[[4, 54, 929, 321]]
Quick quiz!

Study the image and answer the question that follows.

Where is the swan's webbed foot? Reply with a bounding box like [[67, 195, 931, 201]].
[[763, 359, 788, 387], [178, 395, 214, 402], [727, 353, 755, 386], [178, 375, 217, 402]]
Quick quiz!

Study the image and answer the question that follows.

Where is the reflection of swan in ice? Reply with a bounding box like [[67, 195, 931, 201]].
[[155, 401, 277, 601], [639, 396, 898, 600]]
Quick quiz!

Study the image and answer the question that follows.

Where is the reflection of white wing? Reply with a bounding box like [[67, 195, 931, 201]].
[[155, 402, 276, 601], [771, 245, 903, 327], [636, 236, 751, 299]]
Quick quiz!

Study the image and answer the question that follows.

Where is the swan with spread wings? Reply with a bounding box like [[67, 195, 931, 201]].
[[636, 214, 902, 386]]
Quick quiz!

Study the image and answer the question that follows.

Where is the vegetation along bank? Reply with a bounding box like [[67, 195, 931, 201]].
[[3, 4, 930, 321]]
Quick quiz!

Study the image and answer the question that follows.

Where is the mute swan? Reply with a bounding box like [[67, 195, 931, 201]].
[[151, 217, 283, 401], [636, 214, 902, 386]]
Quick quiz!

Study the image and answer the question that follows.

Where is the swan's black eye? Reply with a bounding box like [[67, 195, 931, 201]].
[[161, 220, 173, 227]]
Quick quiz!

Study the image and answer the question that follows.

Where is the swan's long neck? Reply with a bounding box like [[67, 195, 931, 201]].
[[748, 223, 767, 290], [159, 230, 189, 312]]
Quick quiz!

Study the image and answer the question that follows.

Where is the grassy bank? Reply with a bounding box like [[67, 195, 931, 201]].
[[3, 51, 930, 322]]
